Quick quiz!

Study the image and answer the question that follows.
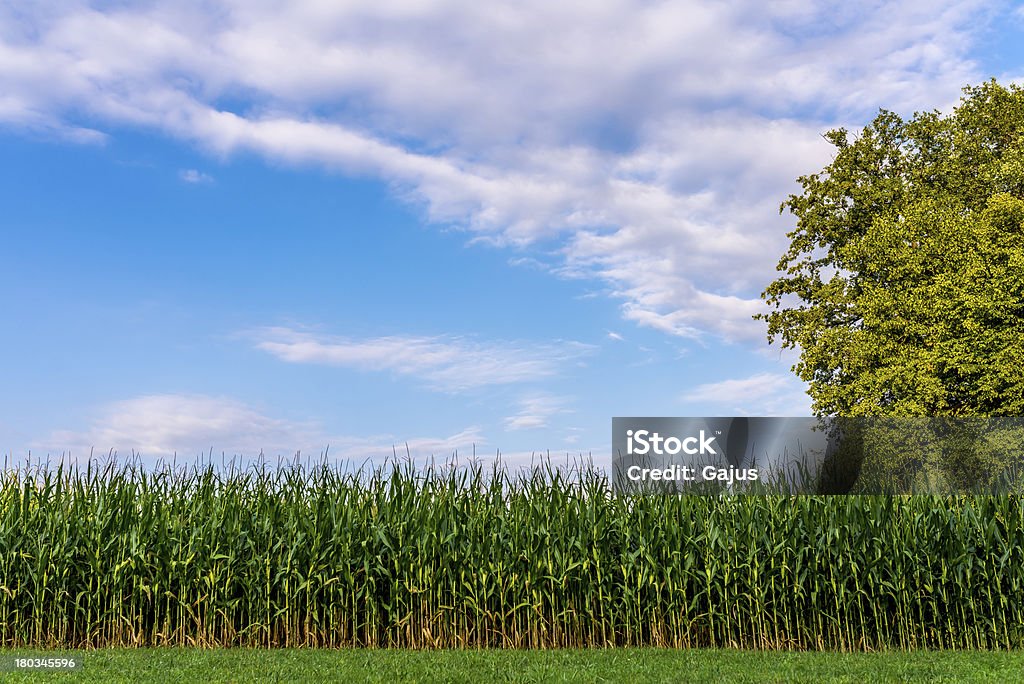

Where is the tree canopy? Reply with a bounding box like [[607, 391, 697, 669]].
[[760, 80, 1024, 418]]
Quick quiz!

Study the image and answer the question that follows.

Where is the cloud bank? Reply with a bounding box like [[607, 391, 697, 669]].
[[0, 0, 994, 342], [37, 393, 487, 464]]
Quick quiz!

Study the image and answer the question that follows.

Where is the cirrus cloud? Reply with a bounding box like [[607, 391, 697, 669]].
[[248, 326, 593, 392], [681, 372, 812, 415]]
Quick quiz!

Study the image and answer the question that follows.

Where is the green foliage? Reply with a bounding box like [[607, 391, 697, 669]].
[[2, 459, 1024, 651], [759, 79, 1024, 417], [830, 417, 1024, 494]]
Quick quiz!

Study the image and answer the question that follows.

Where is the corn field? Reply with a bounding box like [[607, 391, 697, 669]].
[[1, 458, 1022, 650]]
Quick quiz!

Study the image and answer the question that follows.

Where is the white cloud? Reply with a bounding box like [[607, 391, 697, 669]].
[[484, 448, 607, 473], [683, 372, 791, 403], [681, 372, 812, 415], [503, 394, 571, 431], [0, 1, 993, 342], [321, 426, 488, 466], [35, 393, 488, 465], [179, 168, 213, 184], [249, 326, 592, 392], [40, 393, 321, 461], [606, 331, 624, 342]]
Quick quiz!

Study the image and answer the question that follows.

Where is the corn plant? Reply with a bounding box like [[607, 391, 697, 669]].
[[0, 456, 1021, 649]]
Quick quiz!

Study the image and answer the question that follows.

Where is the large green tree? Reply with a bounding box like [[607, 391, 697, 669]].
[[760, 80, 1024, 418]]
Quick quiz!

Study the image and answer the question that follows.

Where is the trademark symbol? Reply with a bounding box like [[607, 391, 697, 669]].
[[715, 430, 722, 435]]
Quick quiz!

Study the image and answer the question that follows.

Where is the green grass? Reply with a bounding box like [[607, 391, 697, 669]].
[[3, 647, 1024, 683], [2, 458, 1024, 650]]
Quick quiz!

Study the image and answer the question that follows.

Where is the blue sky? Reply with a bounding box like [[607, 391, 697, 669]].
[[2, 1, 1023, 468]]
